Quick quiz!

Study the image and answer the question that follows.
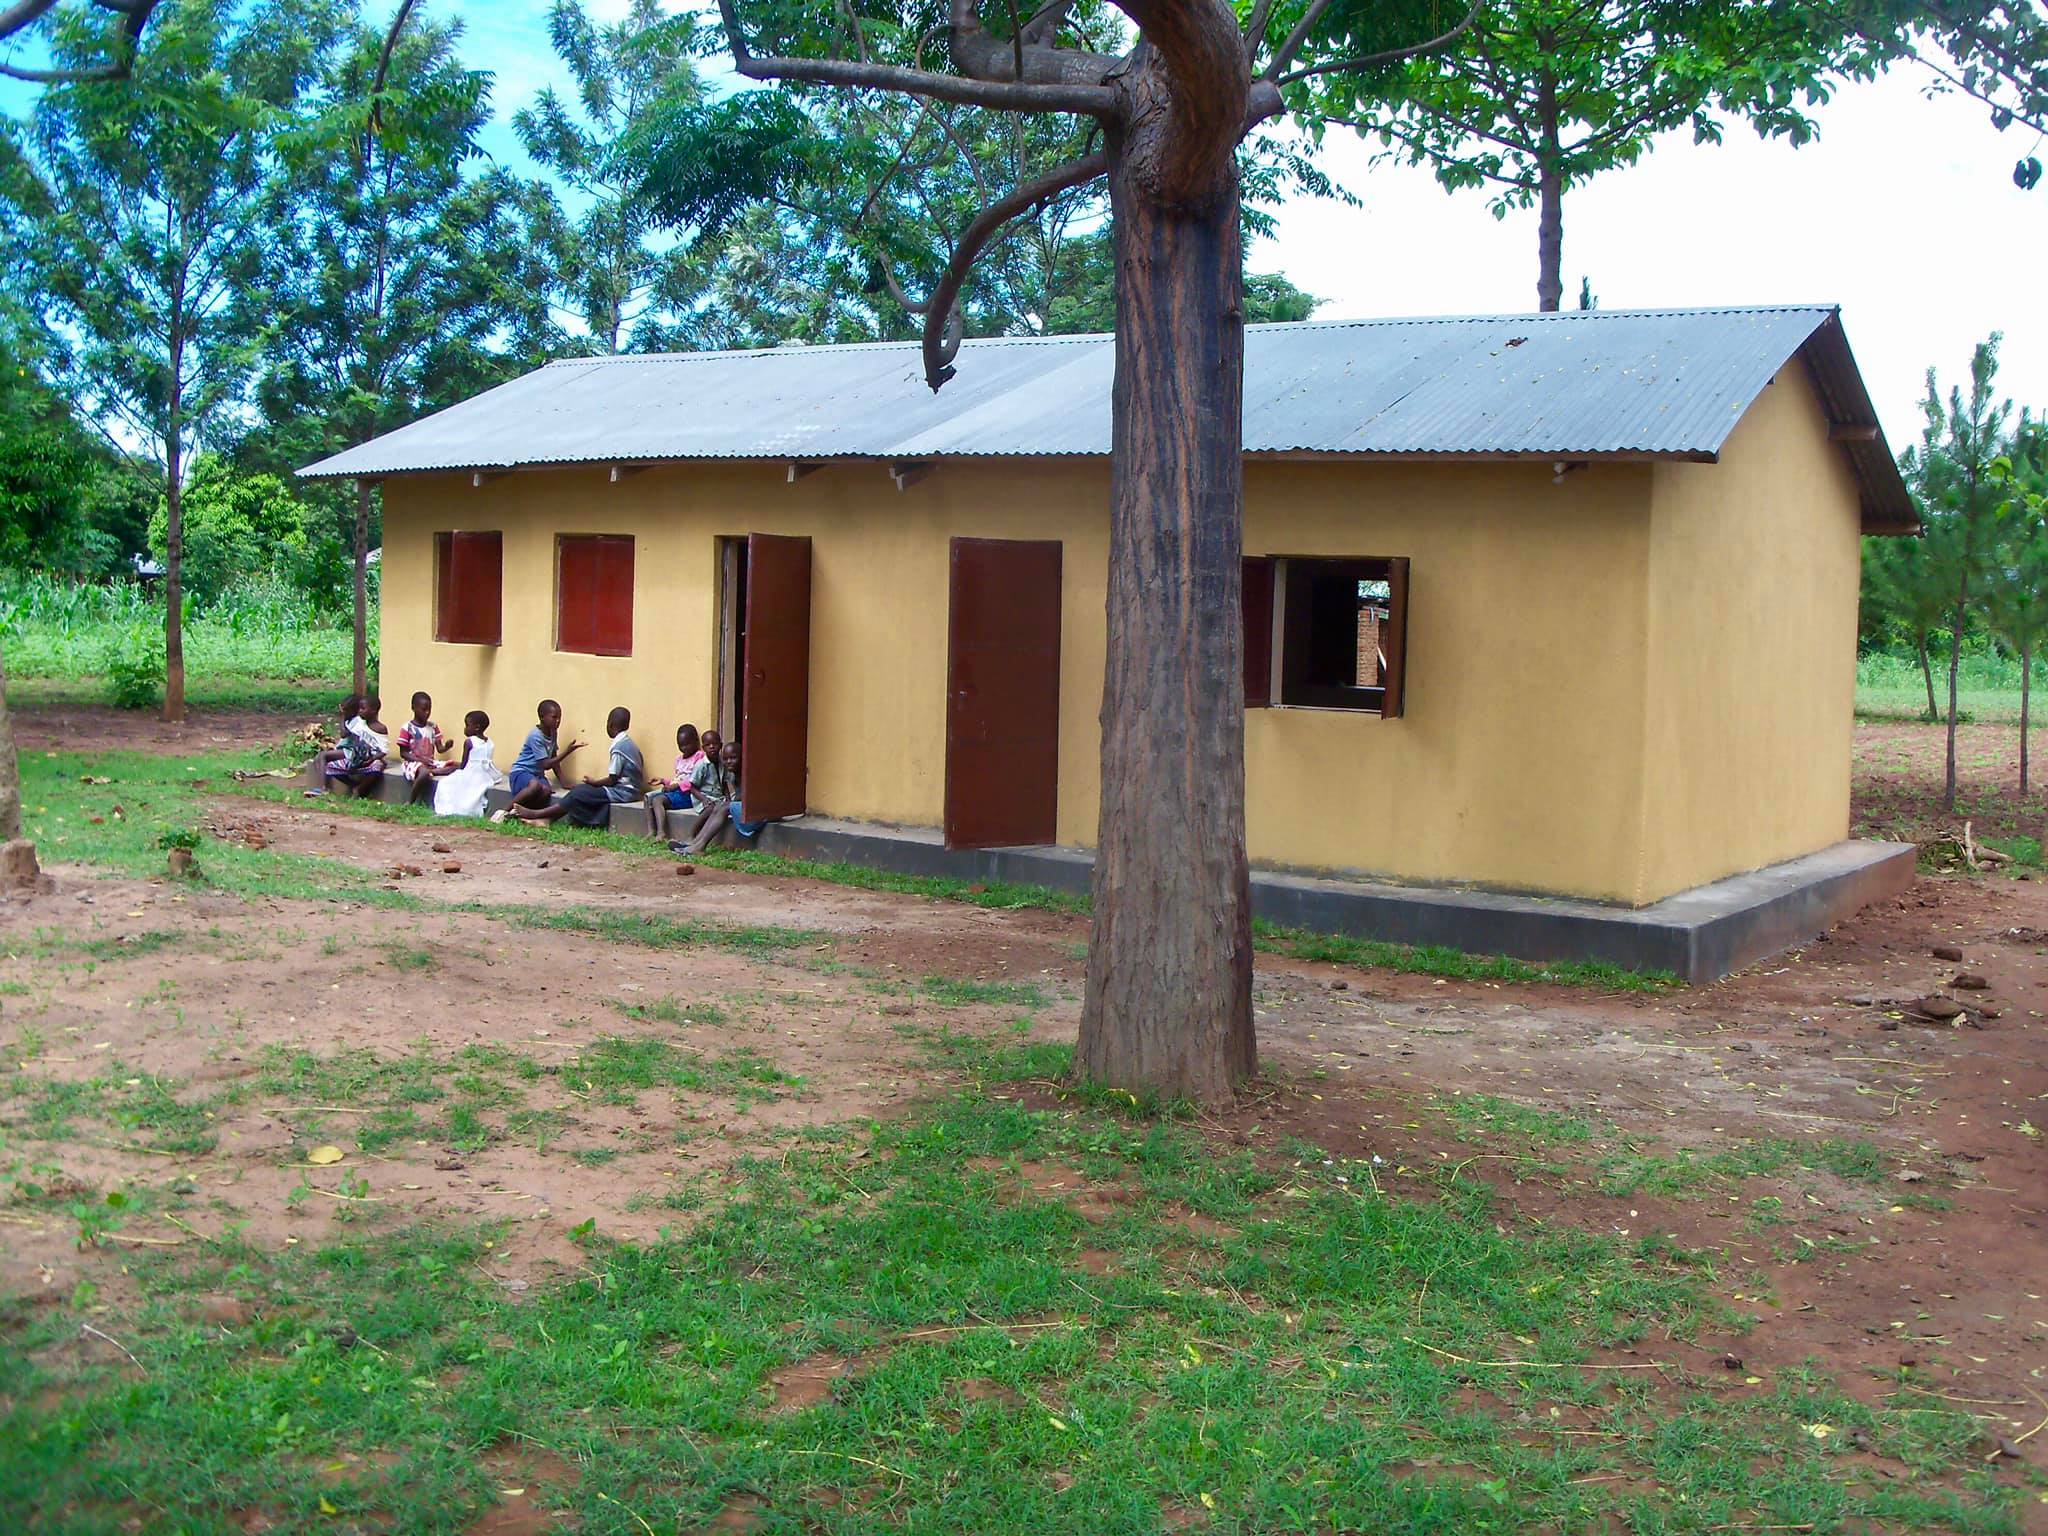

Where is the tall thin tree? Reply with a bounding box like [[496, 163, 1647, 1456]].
[[1982, 424, 2048, 793], [3, 0, 340, 720], [1902, 336, 2016, 812], [1306, 0, 1861, 310], [263, 0, 503, 694]]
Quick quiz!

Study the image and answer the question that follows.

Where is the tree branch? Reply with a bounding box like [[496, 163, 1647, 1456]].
[[1261, 0, 1335, 80], [1274, 0, 1483, 85], [0, 0, 61, 43], [950, 0, 1121, 87], [0, 0, 154, 81], [717, 0, 1115, 115], [921, 149, 1106, 391], [368, 0, 418, 127], [1241, 0, 1276, 62]]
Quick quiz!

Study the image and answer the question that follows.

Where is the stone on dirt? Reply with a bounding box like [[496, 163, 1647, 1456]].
[[1932, 944, 1964, 961], [1952, 972, 1989, 989], [1912, 995, 1963, 1020]]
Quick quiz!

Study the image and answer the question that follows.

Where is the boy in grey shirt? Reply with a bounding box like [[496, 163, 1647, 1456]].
[[503, 707, 641, 829]]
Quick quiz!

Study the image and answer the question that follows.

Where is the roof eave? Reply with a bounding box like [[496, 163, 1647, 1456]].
[[300, 447, 1729, 482], [1792, 313, 1919, 537]]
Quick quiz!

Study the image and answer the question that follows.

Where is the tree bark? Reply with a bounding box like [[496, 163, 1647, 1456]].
[[1917, 632, 1937, 721], [1944, 581, 1967, 812], [1535, 72, 1562, 313], [354, 479, 372, 696], [163, 386, 185, 724], [2022, 637, 2032, 797], [1075, 39, 1255, 1106], [0, 639, 39, 889]]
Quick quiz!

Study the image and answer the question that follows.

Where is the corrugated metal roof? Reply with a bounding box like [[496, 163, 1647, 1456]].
[[300, 305, 1914, 531]]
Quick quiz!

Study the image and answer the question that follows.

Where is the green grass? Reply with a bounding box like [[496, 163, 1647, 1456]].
[[1436, 1091, 1599, 1146], [0, 1079, 2016, 1534], [2, 1061, 237, 1156], [1856, 648, 2046, 725], [8, 674, 348, 715], [919, 974, 1052, 1009], [1252, 921, 1678, 992], [570, 1035, 799, 1107], [17, 746, 427, 911], [1, 572, 358, 709], [1598, 1135, 1891, 1199], [610, 994, 730, 1027], [505, 905, 823, 956]]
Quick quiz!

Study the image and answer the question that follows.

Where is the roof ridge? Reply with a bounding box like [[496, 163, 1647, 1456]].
[[542, 304, 1845, 367]]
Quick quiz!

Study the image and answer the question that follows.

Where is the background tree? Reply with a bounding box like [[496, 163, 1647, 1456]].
[[1903, 334, 2017, 811], [1982, 422, 2048, 791], [514, 0, 716, 354], [672, 0, 1473, 1102], [1861, 529, 1957, 721], [624, 6, 1326, 350], [2, 0, 340, 720], [1833, 0, 2048, 190], [254, 0, 519, 692], [1305, 0, 1860, 310]]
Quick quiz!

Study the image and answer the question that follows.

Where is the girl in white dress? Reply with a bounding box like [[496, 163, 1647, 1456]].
[[433, 711, 500, 818]]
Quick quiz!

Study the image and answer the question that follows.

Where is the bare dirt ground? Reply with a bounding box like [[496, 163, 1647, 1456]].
[[6, 707, 2048, 1495], [12, 704, 325, 758], [1856, 719, 2048, 846]]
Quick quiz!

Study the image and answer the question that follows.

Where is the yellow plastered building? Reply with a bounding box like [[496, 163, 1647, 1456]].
[[305, 307, 1914, 911]]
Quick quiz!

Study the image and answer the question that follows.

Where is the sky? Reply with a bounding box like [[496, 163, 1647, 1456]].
[[6, 0, 2046, 449]]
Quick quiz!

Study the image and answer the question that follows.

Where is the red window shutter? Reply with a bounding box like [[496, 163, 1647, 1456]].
[[435, 531, 502, 646], [1242, 556, 1274, 709], [434, 532, 455, 641], [557, 535, 634, 656]]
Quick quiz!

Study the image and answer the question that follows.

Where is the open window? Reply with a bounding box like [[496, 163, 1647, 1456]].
[[433, 531, 502, 646], [1242, 555, 1408, 717], [556, 534, 634, 656]]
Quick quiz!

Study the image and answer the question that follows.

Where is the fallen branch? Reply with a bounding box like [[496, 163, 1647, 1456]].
[[1404, 1338, 1668, 1371], [80, 1322, 143, 1370]]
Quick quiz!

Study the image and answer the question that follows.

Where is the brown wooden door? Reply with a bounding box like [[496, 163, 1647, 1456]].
[[945, 538, 1062, 849], [739, 533, 811, 820]]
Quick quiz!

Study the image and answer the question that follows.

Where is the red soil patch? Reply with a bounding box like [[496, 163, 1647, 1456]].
[[766, 1353, 861, 1411]]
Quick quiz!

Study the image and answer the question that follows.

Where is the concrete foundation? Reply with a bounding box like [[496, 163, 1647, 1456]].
[[744, 818, 1915, 985], [290, 760, 1912, 983]]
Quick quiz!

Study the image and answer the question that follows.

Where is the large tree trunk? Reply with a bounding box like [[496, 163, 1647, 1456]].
[[1075, 43, 1255, 1105], [0, 637, 39, 890], [1918, 632, 1937, 721], [354, 479, 372, 696]]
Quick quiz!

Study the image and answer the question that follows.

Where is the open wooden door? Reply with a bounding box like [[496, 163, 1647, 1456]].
[[739, 533, 811, 820], [945, 538, 1062, 849]]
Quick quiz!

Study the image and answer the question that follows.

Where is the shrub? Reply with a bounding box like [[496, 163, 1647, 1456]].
[[102, 629, 165, 709]]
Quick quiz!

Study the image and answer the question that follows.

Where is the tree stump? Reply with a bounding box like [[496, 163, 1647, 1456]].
[[0, 839, 43, 891]]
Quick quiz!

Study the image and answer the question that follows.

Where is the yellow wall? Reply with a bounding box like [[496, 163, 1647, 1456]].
[[1238, 461, 1655, 899], [1636, 366, 1864, 902], [378, 407, 1853, 905]]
